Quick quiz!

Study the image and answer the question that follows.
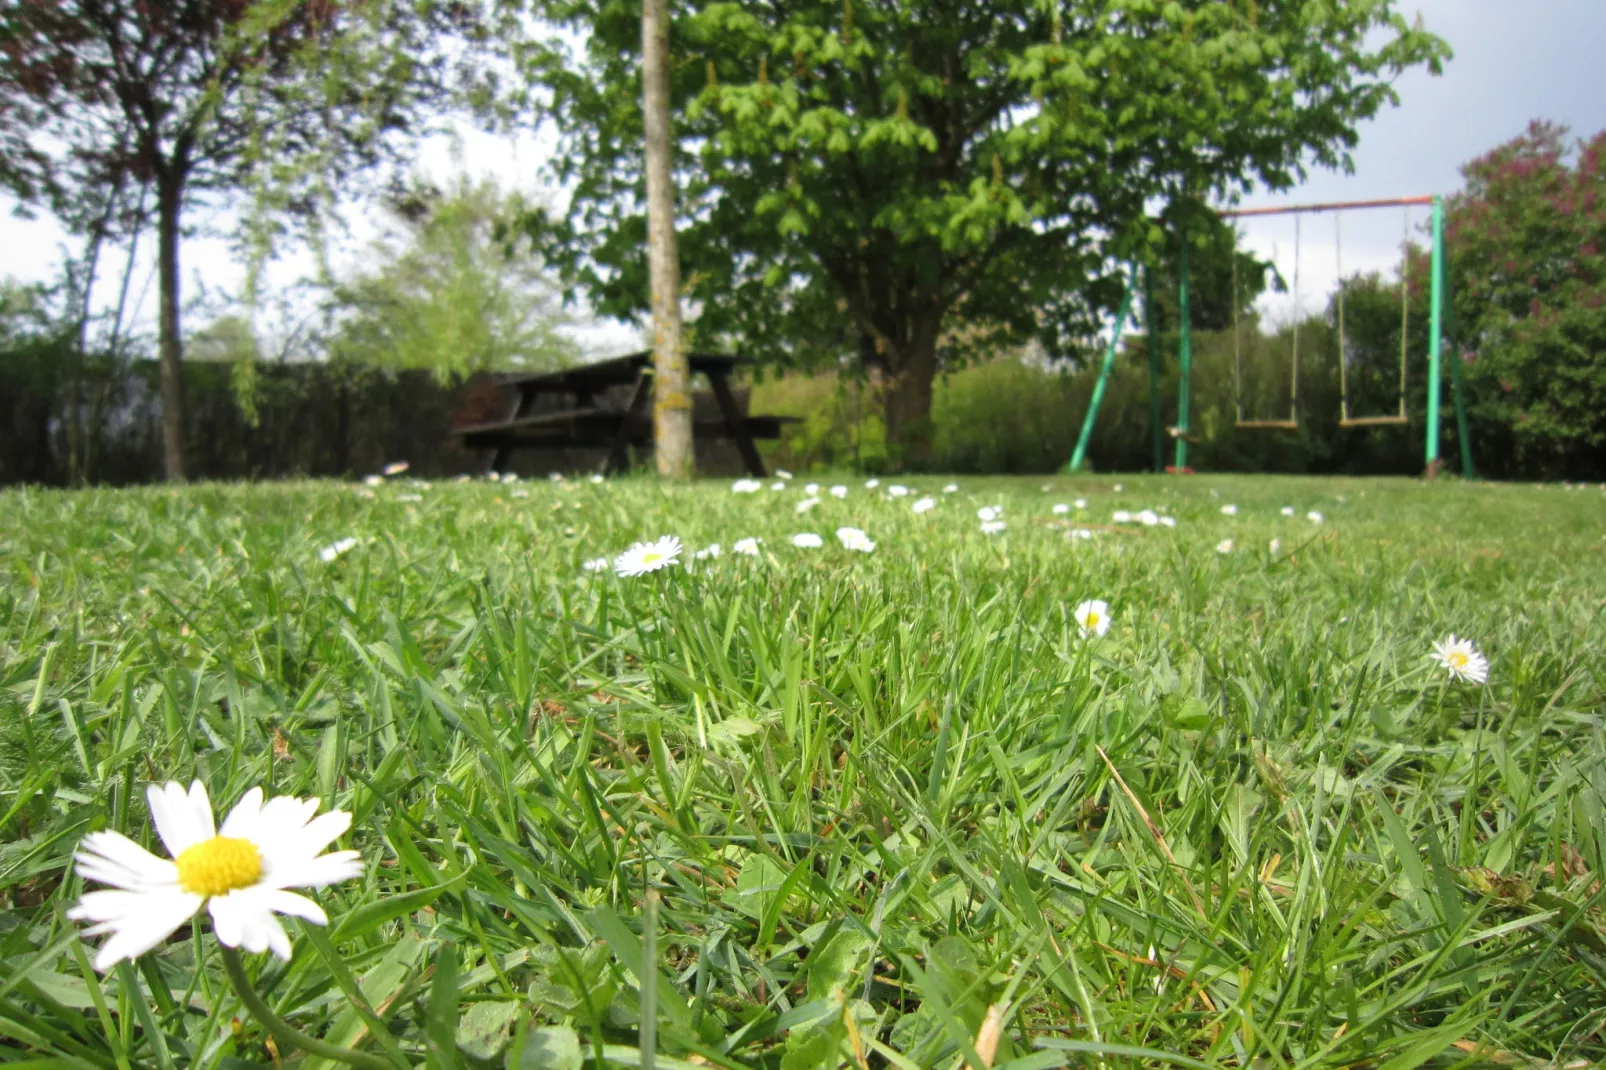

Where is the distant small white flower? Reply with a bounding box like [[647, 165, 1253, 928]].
[[796, 498, 821, 514], [1160, 515, 1177, 528], [887, 485, 910, 498], [502, 473, 521, 484], [511, 490, 530, 499], [733, 537, 762, 556], [1269, 538, 1281, 553], [1074, 498, 1087, 509], [943, 484, 959, 493], [770, 482, 786, 491], [397, 493, 423, 503], [1220, 504, 1238, 516], [582, 556, 610, 572], [1113, 484, 1124, 492], [732, 479, 762, 493], [1216, 539, 1234, 554], [792, 533, 823, 548], [864, 478, 880, 489], [1112, 510, 1133, 524], [1137, 509, 1160, 527], [319, 538, 359, 563], [1074, 599, 1111, 638], [804, 482, 821, 495], [978, 506, 1003, 522], [836, 527, 876, 552], [980, 520, 1007, 535], [913, 496, 937, 514], [382, 461, 409, 476], [354, 488, 376, 500], [1335, 494, 1347, 503], [1430, 635, 1489, 684], [775, 469, 793, 480], [1052, 504, 1071, 515], [1280, 506, 1295, 517], [1307, 511, 1324, 524], [614, 536, 683, 577], [409, 480, 432, 490], [1041, 484, 1052, 492], [1068, 529, 1094, 541], [590, 474, 605, 484], [694, 544, 722, 560], [830, 485, 848, 498], [363, 474, 384, 487], [454, 474, 472, 483]]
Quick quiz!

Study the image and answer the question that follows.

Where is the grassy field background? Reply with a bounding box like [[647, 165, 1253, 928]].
[[2, 473, 1605, 1069]]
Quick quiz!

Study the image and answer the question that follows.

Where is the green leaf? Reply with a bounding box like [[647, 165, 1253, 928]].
[[331, 873, 467, 944], [509, 1026, 582, 1070]]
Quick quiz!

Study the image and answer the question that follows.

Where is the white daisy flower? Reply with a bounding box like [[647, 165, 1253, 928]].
[[1307, 511, 1324, 524], [354, 488, 376, 499], [1280, 506, 1295, 517], [775, 469, 793, 480], [864, 479, 880, 489], [362, 474, 384, 487], [1216, 539, 1234, 554], [913, 496, 937, 514], [943, 484, 959, 493], [1137, 509, 1160, 527], [980, 520, 1007, 535], [582, 556, 610, 572], [977, 506, 1002, 522], [453, 474, 472, 483], [1052, 504, 1071, 515], [887, 485, 910, 498], [511, 490, 530, 499], [796, 497, 822, 514], [545, 472, 562, 482], [1220, 504, 1238, 516], [1074, 599, 1111, 638], [770, 481, 786, 491], [836, 527, 876, 552], [804, 482, 821, 495], [732, 479, 762, 493], [1430, 635, 1489, 684], [396, 494, 423, 503], [614, 536, 683, 577], [318, 538, 359, 563], [694, 544, 722, 560], [792, 533, 824, 548], [502, 473, 521, 484], [733, 538, 762, 556], [1269, 538, 1281, 553], [382, 461, 409, 476], [1112, 510, 1133, 524], [830, 485, 848, 498], [1113, 484, 1124, 492], [68, 781, 362, 969], [1159, 515, 1177, 528], [590, 473, 605, 484], [1074, 498, 1087, 509], [1068, 529, 1095, 541]]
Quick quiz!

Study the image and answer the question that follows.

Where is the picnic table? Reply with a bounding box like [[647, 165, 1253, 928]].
[[450, 351, 794, 477]]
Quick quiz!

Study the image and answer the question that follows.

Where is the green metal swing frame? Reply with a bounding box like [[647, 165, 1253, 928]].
[[1065, 195, 1473, 479]]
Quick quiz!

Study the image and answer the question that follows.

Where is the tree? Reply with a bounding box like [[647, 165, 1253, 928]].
[[520, 1, 1448, 467], [0, 0, 482, 479], [642, 0, 693, 479], [323, 178, 578, 377], [1445, 121, 1606, 478]]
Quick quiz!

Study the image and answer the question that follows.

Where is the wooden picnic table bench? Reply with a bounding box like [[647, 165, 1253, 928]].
[[449, 351, 795, 477]]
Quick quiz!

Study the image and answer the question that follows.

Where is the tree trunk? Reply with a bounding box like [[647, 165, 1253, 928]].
[[156, 172, 187, 481], [642, 0, 693, 480], [881, 318, 942, 469]]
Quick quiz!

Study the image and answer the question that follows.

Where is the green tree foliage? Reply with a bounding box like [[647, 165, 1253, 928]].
[[0, 0, 493, 479], [1445, 121, 1606, 477], [520, 0, 1448, 467], [325, 179, 579, 379]]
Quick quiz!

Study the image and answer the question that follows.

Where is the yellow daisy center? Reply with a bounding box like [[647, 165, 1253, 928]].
[[1448, 650, 1468, 668], [641, 552, 662, 564], [175, 836, 262, 896], [1086, 612, 1101, 629]]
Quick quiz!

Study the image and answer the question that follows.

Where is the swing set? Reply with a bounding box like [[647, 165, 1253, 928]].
[[1066, 195, 1473, 478]]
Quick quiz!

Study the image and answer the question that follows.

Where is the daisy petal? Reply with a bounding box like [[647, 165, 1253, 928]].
[[75, 831, 178, 890], [82, 889, 203, 971], [267, 851, 364, 890], [219, 787, 265, 840]]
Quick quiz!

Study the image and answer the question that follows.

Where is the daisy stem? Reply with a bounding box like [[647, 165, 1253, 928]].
[[219, 946, 395, 1070]]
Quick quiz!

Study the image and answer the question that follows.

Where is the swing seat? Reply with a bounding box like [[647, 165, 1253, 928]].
[[1234, 418, 1299, 430], [1339, 414, 1409, 428]]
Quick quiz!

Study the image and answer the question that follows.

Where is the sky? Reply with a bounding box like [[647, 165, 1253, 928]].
[[3, 0, 1603, 355]]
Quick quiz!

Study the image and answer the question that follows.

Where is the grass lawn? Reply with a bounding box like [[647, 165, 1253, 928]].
[[2, 472, 1605, 1069]]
